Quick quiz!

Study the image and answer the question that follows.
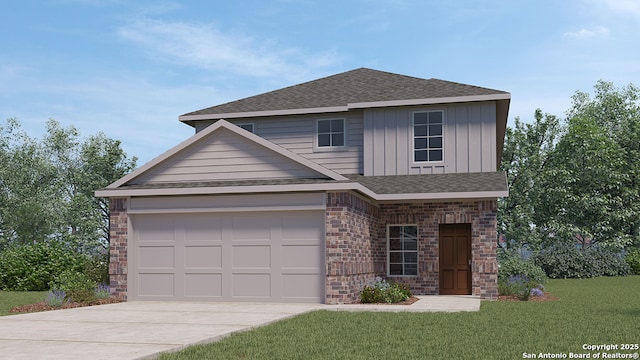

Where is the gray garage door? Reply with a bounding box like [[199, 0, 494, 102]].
[[129, 211, 325, 303]]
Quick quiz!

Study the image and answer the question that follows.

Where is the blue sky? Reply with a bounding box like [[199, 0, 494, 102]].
[[2, 0, 639, 164]]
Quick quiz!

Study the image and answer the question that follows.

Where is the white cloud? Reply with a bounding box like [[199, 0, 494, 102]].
[[599, 0, 640, 16], [118, 18, 339, 82], [563, 25, 610, 39]]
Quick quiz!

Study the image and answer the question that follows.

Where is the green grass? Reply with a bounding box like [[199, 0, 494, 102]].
[[159, 276, 640, 360], [0, 290, 48, 316]]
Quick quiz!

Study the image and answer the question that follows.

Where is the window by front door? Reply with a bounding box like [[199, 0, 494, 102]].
[[316, 119, 345, 148], [413, 111, 443, 162], [388, 225, 418, 276]]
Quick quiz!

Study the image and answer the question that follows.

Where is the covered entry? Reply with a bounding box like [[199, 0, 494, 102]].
[[439, 223, 472, 295], [128, 194, 326, 303]]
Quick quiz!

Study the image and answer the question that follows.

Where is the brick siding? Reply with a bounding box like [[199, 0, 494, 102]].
[[325, 192, 384, 304], [325, 193, 498, 304], [108, 198, 128, 300]]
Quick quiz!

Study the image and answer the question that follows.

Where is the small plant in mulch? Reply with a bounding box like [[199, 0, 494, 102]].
[[45, 290, 67, 307], [10, 279, 122, 314], [360, 277, 413, 304], [500, 275, 542, 301], [95, 284, 110, 299]]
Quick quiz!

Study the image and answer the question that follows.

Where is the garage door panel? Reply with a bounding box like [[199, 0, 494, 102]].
[[136, 216, 175, 242], [232, 214, 272, 241], [184, 215, 223, 241], [138, 274, 174, 296], [232, 274, 271, 298], [282, 274, 322, 298], [281, 213, 324, 239], [281, 245, 321, 269], [184, 246, 221, 269], [185, 274, 222, 297], [132, 210, 324, 303], [233, 245, 271, 268], [139, 246, 175, 269]]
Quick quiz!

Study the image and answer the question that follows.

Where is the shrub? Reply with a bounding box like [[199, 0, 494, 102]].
[[360, 277, 412, 304], [534, 243, 630, 279], [83, 253, 109, 285], [625, 248, 640, 275], [95, 284, 110, 299], [500, 275, 546, 301], [498, 252, 547, 285], [45, 290, 67, 307], [0, 241, 87, 291], [50, 270, 97, 303]]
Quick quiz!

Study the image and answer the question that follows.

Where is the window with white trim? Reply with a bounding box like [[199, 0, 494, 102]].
[[388, 225, 418, 276], [316, 119, 345, 148], [413, 111, 443, 162]]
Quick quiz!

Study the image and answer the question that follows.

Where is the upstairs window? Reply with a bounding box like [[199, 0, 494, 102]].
[[317, 119, 345, 148], [237, 123, 254, 133], [388, 225, 418, 276], [413, 111, 443, 162]]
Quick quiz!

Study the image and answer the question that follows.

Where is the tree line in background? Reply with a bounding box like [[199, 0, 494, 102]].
[[1, 80, 639, 293], [0, 119, 136, 291], [499, 80, 640, 279]]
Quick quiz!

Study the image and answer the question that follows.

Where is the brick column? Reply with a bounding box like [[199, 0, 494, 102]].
[[109, 197, 128, 300], [472, 200, 498, 299]]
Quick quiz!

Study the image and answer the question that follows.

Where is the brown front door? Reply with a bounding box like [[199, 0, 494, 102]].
[[439, 224, 472, 295]]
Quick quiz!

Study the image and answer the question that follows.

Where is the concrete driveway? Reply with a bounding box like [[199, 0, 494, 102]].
[[0, 301, 323, 360], [0, 296, 479, 360]]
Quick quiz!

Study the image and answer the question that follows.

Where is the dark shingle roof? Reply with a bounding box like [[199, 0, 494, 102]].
[[118, 172, 508, 197], [346, 172, 508, 194], [182, 68, 508, 117]]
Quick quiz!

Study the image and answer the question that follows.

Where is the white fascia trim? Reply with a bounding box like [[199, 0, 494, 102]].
[[375, 190, 509, 201], [96, 182, 364, 198], [349, 94, 511, 109], [107, 119, 347, 189], [179, 106, 349, 122], [128, 204, 326, 214]]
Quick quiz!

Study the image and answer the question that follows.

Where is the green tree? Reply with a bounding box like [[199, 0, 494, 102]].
[[541, 115, 628, 249], [0, 119, 62, 247], [564, 81, 640, 247], [498, 109, 560, 251], [0, 118, 136, 253]]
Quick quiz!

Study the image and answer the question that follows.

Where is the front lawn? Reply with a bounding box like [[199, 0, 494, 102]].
[[0, 291, 48, 316], [159, 276, 640, 360]]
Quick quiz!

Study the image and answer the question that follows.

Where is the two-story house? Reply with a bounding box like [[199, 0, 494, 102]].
[[96, 68, 510, 304]]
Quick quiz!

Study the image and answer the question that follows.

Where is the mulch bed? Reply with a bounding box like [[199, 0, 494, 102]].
[[360, 296, 420, 305], [497, 292, 559, 302], [10, 297, 124, 314]]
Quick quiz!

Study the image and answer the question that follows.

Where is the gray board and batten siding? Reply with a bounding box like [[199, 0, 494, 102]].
[[190, 101, 497, 177], [364, 102, 497, 176], [194, 113, 364, 175]]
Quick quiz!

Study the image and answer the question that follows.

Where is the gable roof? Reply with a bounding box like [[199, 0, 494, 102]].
[[179, 68, 510, 125], [106, 120, 348, 189]]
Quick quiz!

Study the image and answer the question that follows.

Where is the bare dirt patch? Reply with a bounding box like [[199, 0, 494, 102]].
[[10, 297, 124, 314]]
